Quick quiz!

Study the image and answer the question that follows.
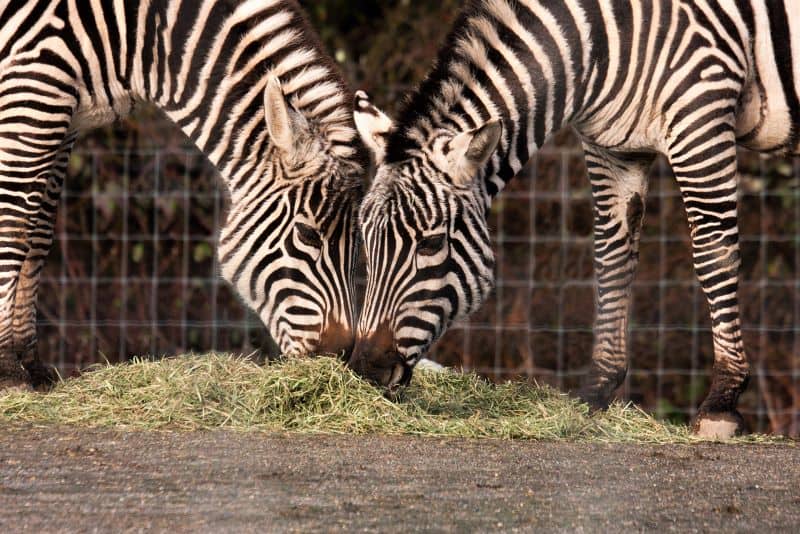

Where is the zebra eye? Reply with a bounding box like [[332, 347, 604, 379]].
[[296, 223, 323, 249], [416, 233, 446, 257]]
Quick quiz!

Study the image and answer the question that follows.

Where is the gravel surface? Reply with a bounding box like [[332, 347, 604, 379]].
[[0, 426, 797, 532]]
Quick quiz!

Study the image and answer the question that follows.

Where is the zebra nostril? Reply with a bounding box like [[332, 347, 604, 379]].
[[388, 363, 405, 388], [348, 345, 397, 387], [382, 361, 414, 400], [400, 363, 413, 386]]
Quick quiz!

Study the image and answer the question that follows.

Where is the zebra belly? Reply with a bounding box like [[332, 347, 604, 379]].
[[735, 81, 788, 152], [736, 76, 799, 154], [735, 1, 800, 155], [72, 75, 134, 130], [71, 90, 135, 131]]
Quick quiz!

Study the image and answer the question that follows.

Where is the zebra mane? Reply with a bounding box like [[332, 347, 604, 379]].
[[200, 0, 368, 175], [276, 1, 369, 170], [384, 0, 488, 164]]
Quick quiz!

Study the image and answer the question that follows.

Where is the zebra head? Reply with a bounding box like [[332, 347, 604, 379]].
[[349, 92, 501, 389], [218, 77, 364, 359]]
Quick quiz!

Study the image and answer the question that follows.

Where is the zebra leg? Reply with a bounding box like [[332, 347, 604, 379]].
[[14, 135, 75, 390], [669, 125, 749, 438], [0, 97, 72, 391], [578, 146, 654, 410]]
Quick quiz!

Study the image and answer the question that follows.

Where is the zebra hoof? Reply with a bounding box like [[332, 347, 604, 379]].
[[23, 360, 58, 392], [577, 364, 627, 412], [692, 410, 747, 439], [19, 348, 58, 392], [576, 388, 611, 413], [0, 359, 33, 394]]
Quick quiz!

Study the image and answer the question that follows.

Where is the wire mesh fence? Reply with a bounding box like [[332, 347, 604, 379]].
[[37, 142, 799, 436]]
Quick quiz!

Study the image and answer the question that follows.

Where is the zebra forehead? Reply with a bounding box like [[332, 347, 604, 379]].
[[313, 159, 365, 198], [360, 186, 396, 222], [362, 179, 451, 230], [325, 171, 364, 198]]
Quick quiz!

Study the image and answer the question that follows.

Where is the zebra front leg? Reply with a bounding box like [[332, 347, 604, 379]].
[[0, 97, 72, 391], [13, 135, 75, 390], [578, 147, 655, 410], [0, 179, 47, 391], [670, 125, 749, 438]]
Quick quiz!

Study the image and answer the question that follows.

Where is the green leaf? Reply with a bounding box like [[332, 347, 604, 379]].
[[131, 243, 144, 263], [193, 242, 213, 263]]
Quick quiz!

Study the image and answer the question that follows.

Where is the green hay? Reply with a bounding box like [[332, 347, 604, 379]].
[[0, 354, 782, 443]]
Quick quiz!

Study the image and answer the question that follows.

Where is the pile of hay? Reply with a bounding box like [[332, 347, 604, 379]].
[[0, 354, 773, 442]]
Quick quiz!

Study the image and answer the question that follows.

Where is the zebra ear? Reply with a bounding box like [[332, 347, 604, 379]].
[[354, 90, 394, 165], [264, 76, 301, 154], [447, 119, 502, 185]]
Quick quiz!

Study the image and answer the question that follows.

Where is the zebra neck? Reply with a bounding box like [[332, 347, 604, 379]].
[[386, 0, 594, 209], [128, 0, 358, 188]]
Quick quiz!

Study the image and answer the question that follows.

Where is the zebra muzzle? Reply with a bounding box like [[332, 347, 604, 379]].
[[347, 335, 413, 392], [318, 317, 355, 360]]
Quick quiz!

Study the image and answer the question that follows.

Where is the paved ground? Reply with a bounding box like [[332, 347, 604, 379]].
[[0, 426, 797, 532]]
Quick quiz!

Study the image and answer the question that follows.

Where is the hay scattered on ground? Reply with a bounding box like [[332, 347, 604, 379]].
[[0, 354, 780, 443]]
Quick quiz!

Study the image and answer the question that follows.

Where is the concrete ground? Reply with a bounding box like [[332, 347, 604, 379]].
[[0, 426, 798, 532]]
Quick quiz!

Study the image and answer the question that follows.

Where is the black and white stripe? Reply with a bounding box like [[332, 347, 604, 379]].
[[0, 0, 366, 389], [351, 0, 800, 437]]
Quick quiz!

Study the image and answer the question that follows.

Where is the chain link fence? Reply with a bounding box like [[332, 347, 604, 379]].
[[38, 142, 799, 435]]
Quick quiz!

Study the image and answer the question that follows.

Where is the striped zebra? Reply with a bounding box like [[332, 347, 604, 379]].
[[0, 0, 366, 390], [351, 0, 800, 437]]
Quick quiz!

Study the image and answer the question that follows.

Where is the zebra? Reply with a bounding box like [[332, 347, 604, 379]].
[[0, 0, 367, 391], [350, 0, 800, 437]]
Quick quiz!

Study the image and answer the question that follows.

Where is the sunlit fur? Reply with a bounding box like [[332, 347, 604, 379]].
[[353, 0, 800, 436], [0, 0, 365, 388]]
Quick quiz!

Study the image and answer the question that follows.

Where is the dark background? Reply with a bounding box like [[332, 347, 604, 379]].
[[36, 1, 799, 435]]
